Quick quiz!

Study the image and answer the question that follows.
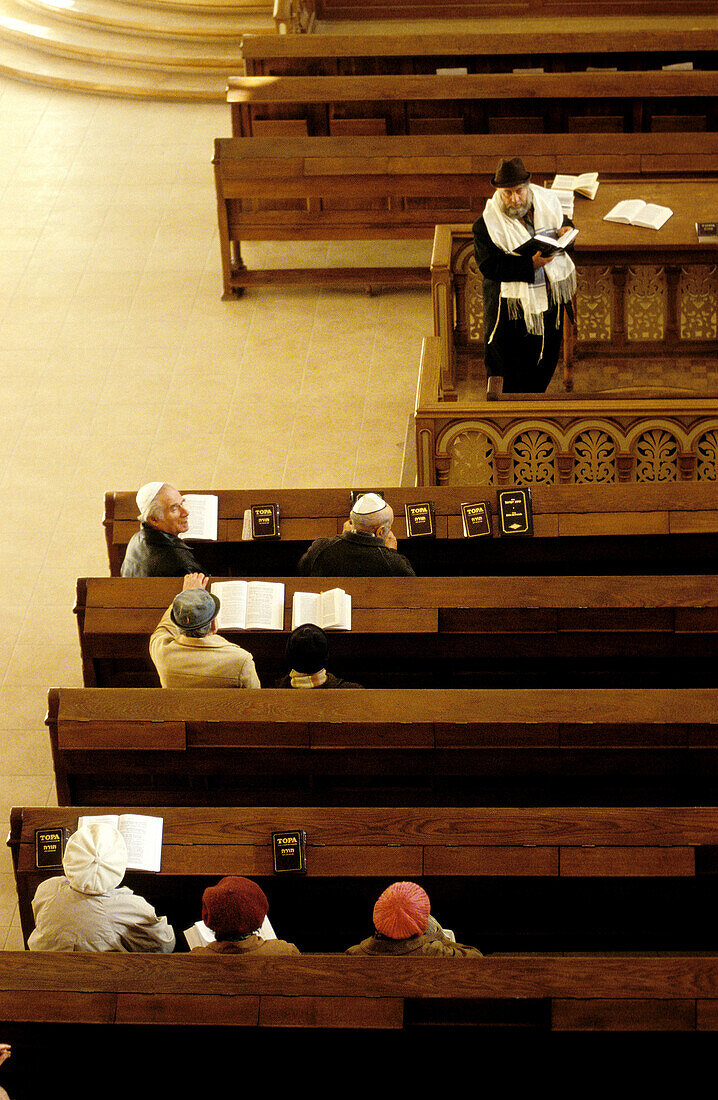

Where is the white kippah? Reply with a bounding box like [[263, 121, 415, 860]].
[[351, 493, 386, 516], [62, 823, 128, 896], [136, 481, 165, 520]]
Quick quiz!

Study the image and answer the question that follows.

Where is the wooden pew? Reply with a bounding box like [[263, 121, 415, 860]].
[[226, 72, 718, 138], [303, 0, 716, 19], [46, 686, 718, 807], [213, 133, 718, 292], [74, 573, 718, 690], [241, 28, 718, 78], [11, 805, 718, 956], [104, 484, 718, 578], [1, 952, 717, 1035]]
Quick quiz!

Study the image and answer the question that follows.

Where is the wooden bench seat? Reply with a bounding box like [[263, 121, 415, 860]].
[[46, 686, 718, 806], [103, 484, 718, 577], [213, 133, 718, 291], [11, 805, 718, 956], [1, 951, 718, 1035], [74, 573, 718, 691]]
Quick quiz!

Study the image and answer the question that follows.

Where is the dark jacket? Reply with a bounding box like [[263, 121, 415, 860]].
[[121, 523, 203, 577], [297, 532, 415, 577]]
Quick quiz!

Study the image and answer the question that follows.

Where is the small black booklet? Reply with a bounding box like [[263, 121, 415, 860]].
[[35, 827, 71, 869], [497, 488, 533, 537], [405, 501, 436, 538], [696, 222, 718, 244], [272, 830, 307, 874], [514, 226, 578, 258], [251, 503, 280, 540], [461, 501, 492, 538]]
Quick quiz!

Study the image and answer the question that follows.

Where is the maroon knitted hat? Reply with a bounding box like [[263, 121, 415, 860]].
[[373, 881, 430, 939], [202, 876, 269, 938]]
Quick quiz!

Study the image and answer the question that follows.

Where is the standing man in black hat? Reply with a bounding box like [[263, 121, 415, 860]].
[[473, 156, 576, 394]]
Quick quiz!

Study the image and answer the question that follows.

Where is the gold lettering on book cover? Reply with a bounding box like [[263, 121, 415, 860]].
[[512, 430, 556, 485], [626, 266, 665, 341], [635, 428, 678, 482], [448, 430, 495, 486], [679, 266, 718, 341], [571, 428, 617, 483], [575, 266, 611, 342], [696, 430, 718, 481]]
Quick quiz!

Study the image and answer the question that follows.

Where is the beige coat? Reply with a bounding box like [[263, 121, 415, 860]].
[[346, 932, 482, 958], [191, 937, 299, 956], [28, 877, 175, 953], [150, 606, 261, 689]]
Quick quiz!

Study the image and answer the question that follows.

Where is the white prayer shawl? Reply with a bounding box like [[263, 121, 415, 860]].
[[483, 184, 576, 341]]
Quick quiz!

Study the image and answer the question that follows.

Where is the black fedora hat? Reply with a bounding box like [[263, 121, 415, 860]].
[[491, 157, 531, 188]]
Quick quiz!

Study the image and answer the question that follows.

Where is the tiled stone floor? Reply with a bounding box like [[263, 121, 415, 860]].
[[0, 74, 433, 948]]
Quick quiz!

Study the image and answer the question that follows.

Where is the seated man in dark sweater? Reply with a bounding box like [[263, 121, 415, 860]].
[[121, 481, 203, 577], [297, 493, 415, 577], [275, 624, 362, 688]]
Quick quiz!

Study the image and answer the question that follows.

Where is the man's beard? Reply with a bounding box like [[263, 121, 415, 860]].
[[505, 198, 531, 219]]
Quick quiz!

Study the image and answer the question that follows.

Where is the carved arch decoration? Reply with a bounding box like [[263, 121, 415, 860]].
[[679, 265, 718, 341], [453, 242, 484, 345], [566, 422, 619, 484], [690, 420, 718, 482], [435, 420, 504, 487], [502, 420, 562, 486]]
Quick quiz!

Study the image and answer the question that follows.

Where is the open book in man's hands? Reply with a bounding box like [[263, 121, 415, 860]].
[[514, 226, 579, 257]]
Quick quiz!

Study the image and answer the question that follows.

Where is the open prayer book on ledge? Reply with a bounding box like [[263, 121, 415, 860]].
[[291, 587, 352, 631], [603, 200, 673, 230], [179, 494, 218, 541], [210, 580, 285, 630], [78, 814, 163, 873], [551, 172, 599, 199]]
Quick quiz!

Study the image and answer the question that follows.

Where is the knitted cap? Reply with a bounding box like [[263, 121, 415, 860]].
[[171, 589, 220, 632], [373, 881, 430, 939], [202, 876, 269, 938], [63, 823, 128, 896], [351, 493, 386, 516], [286, 624, 329, 674], [136, 481, 165, 521]]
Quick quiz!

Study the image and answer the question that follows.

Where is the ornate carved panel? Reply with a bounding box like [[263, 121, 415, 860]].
[[635, 428, 678, 482], [626, 266, 665, 341], [680, 265, 718, 341], [448, 430, 495, 486], [575, 265, 612, 342], [696, 430, 718, 481], [571, 428, 617, 483], [512, 429, 556, 485], [465, 260, 484, 344]]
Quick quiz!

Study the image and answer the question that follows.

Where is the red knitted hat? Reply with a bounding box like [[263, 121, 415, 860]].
[[373, 881, 430, 939], [202, 876, 268, 937]]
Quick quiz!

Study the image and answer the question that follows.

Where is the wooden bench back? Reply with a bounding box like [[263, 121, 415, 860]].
[[103, 483, 718, 577], [11, 804, 718, 957], [74, 573, 718, 690], [226, 72, 717, 138], [47, 686, 718, 808]]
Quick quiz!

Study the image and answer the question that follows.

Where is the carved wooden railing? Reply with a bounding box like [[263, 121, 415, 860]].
[[433, 222, 718, 401], [415, 336, 718, 486]]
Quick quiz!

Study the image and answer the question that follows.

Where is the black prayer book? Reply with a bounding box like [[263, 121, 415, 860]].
[[272, 830, 307, 874], [405, 501, 436, 538], [461, 501, 492, 537], [251, 503, 280, 540], [497, 488, 533, 537], [35, 827, 71, 869]]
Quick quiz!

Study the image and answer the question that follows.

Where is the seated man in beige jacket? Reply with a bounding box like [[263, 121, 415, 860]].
[[150, 572, 260, 689]]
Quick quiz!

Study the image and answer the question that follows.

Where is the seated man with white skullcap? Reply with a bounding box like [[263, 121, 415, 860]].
[[150, 572, 260, 689], [346, 881, 481, 957], [121, 481, 203, 577], [297, 493, 415, 577], [28, 822, 175, 953]]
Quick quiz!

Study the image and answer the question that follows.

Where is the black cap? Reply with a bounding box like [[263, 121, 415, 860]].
[[286, 624, 329, 674], [491, 157, 531, 188]]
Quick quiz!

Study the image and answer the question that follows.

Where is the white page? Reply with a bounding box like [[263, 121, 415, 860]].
[[436, 67, 467, 75], [245, 581, 284, 630], [78, 814, 120, 829], [241, 508, 253, 541], [180, 495, 218, 541], [258, 915, 276, 940], [317, 587, 344, 629], [118, 814, 163, 872], [552, 174, 578, 190], [632, 203, 673, 230], [211, 580, 248, 630], [662, 61, 693, 70], [184, 920, 215, 948], [513, 66, 544, 73], [603, 199, 647, 223], [292, 590, 319, 630]]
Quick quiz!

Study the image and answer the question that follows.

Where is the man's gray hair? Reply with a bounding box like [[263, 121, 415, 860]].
[[181, 622, 213, 639], [350, 501, 393, 537]]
